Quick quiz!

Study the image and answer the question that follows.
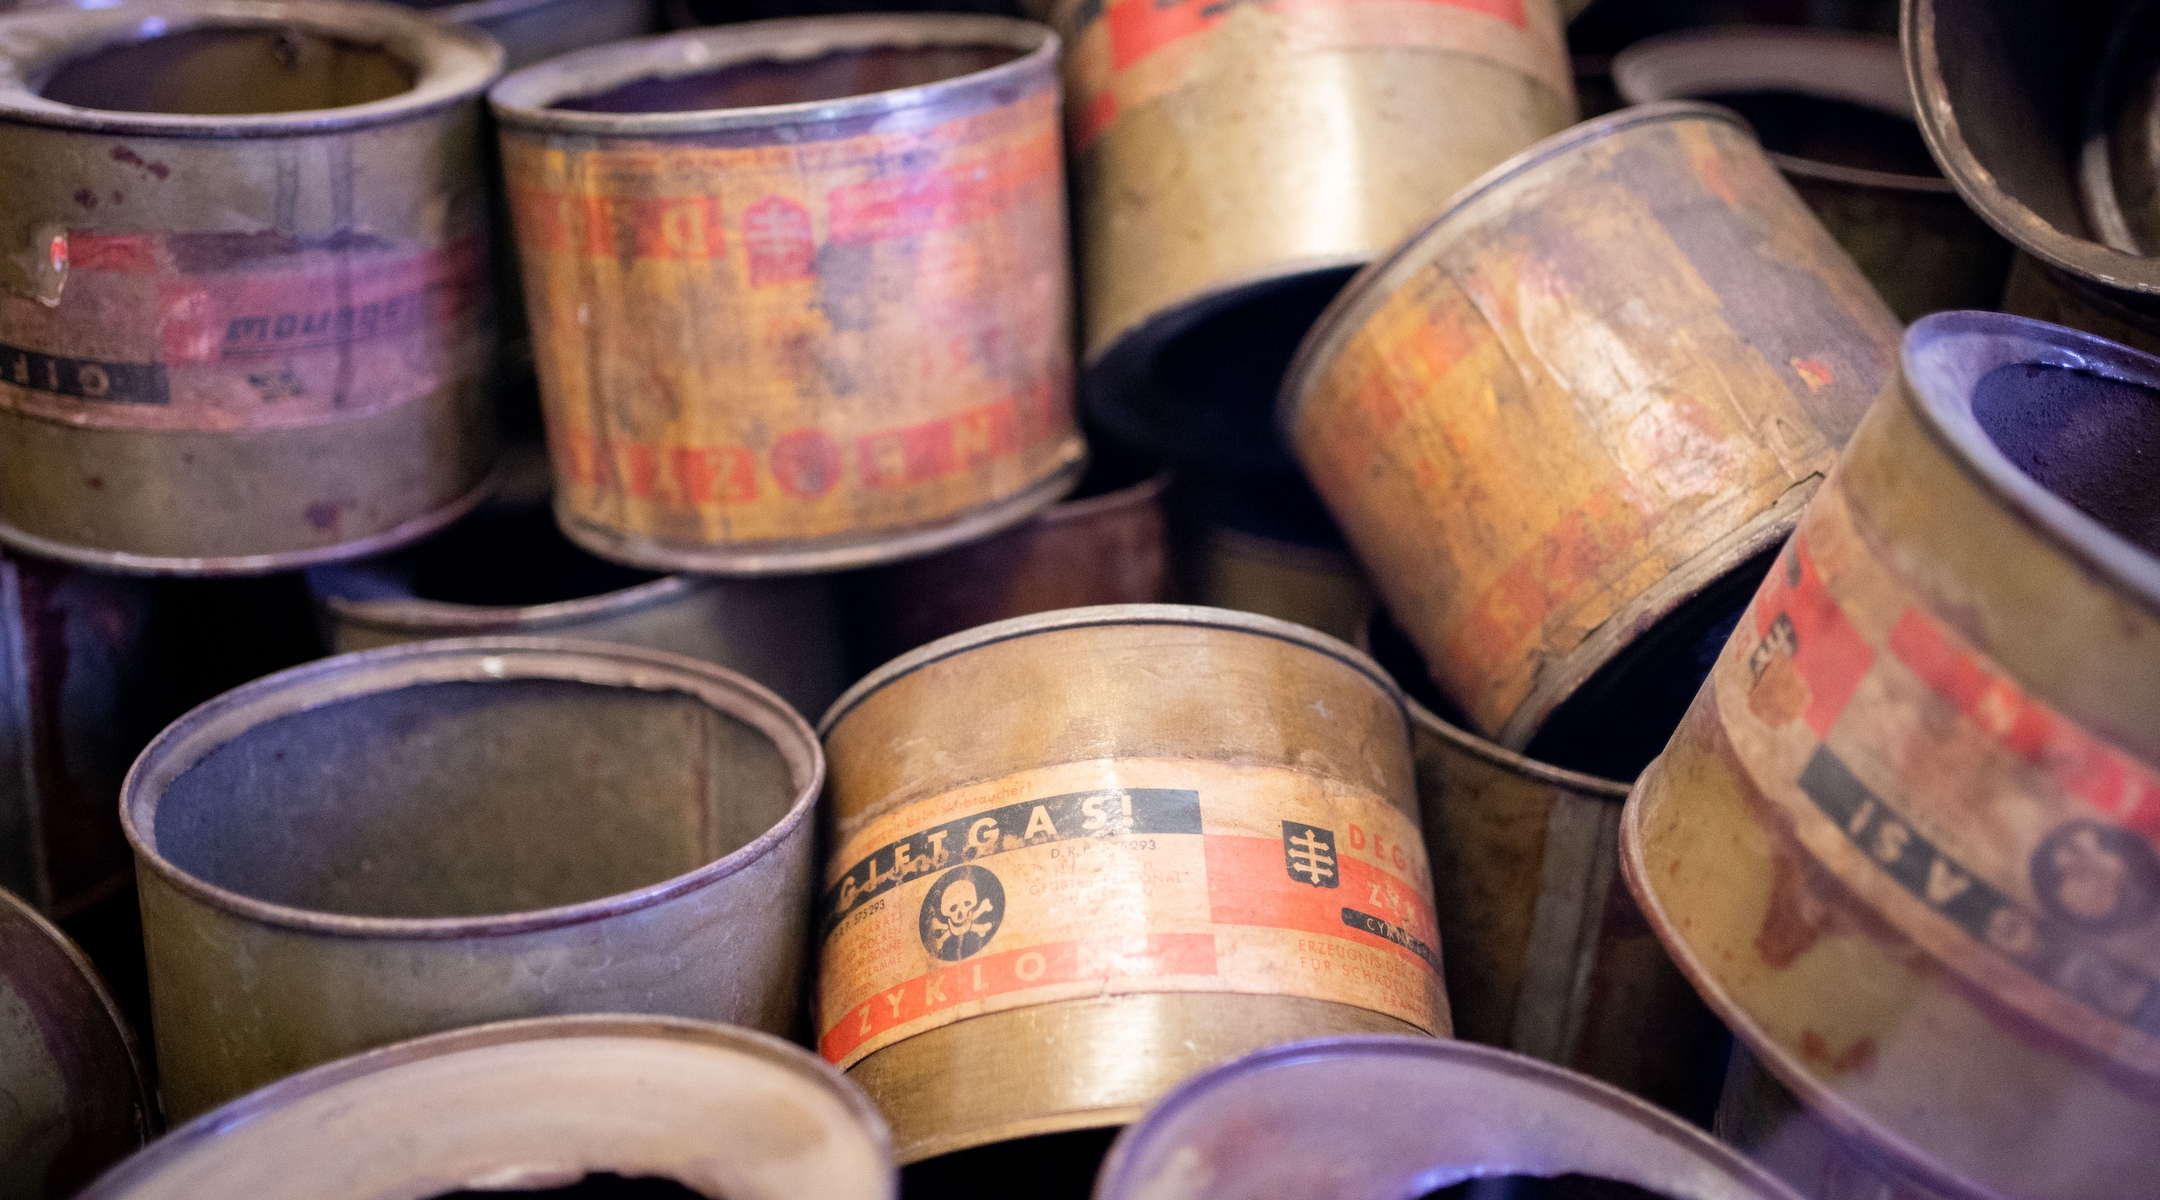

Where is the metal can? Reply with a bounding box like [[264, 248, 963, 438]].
[[1170, 465, 1375, 645], [421, 0, 652, 71], [1283, 101, 1902, 759], [1621, 312, 2160, 1200], [1059, 0, 1575, 458], [1716, 1045, 1966, 1200], [1612, 26, 2012, 323], [2001, 251, 2160, 359], [817, 605, 1446, 1162], [308, 494, 846, 719], [491, 15, 1083, 575], [79, 1015, 894, 1200], [124, 637, 824, 1119], [1093, 1035, 1801, 1200], [0, 885, 151, 1200], [1364, 613, 1729, 1123], [0, 1, 502, 574], [838, 454, 1169, 671]]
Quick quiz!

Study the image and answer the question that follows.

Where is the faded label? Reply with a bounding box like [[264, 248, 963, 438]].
[[816, 758, 1447, 1068]]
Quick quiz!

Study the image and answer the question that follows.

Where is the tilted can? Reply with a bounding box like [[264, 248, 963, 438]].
[[1093, 1035, 1801, 1200], [1058, 0, 1575, 444], [1283, 102, 1902, 762], [123, 637, 824, 1119], [0, 1, 501, 574], [1364, 614, 1729, 1122], [80, 1016, 894, 1200], [0, 885, 152, 1200], [1621, 312, 2160, 1200], [491, 16, 1084, 575], [309, 494, 846, 719], [1612, 26, 2012, 323], [817, 605, 1447, 1162]]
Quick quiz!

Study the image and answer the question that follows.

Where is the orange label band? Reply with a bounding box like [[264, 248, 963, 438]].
[[817, 758, 1447, 1068]]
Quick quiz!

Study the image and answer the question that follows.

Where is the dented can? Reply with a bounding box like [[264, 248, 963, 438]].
[[490, 16, 1084, 575], [0, 1, 501, 574], [80, 1015, 894, 1200], [1093, 1035, 1801, 1200], [1058, 0, 1574, 458], [0, 885, 152, 1200], [817, 605, 1446, 1162], [1622, 312, 2160, 1200], [1283, 102, 1902, 764], [124, 637, 824, 1119]]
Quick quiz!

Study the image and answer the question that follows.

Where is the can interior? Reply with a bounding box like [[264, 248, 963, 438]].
[[1971, 361, 2160, 556], [431, 1174, 706, 1200], [1696, 89, 1939, 179], [149, 678, 795, 919], [320, 503, 662, 608], [551, 43, 1025, 114], [38, 26, 415, 115]]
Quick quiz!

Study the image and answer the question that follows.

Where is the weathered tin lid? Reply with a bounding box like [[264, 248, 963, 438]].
[[79, 1015, 896, 1200], [1092, 1034, 1801, 1200]]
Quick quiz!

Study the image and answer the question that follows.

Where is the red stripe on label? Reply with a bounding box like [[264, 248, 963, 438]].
[[1106, 0, 1527, 71], [512, 192, 728, 260], [1204, 834, 1439, 973], [817, 933, 1216, 1062], [66, 232, 159, 274], [1755, 535, 1875, 737]]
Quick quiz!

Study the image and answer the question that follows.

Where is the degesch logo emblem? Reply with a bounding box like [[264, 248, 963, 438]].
[[920, 864, 1006, 961]]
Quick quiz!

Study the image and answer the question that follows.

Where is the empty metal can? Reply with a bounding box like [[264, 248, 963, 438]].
[[1283, 102, 1901, 763], [1622, 312, 2160, 1200], [817, 605, 1446, 1162], [79, 1015, 894, 1200], [1093, 1035, 1801, 1200], [491, 15, 1084, 575], [0, 885, 151, 1200], [1613, 25, 2012, 322], [309, 494, 846, 719], [0, 1, 501, 574], [123, 637, 824, 1119]]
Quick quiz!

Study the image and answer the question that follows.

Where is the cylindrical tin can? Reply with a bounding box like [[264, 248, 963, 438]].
[[817, 605, 1446, 1162], [1908, 0, 2160, 348], [1612, 26, 2012, 323], [123, 637, 824, 1120], [1283, 102, 1902, 760], [1365, 612, 1729, 1123], [308, 494, 846, 719], [1170, 465, 1375, 644], [80, 1015, 894, 1200], [0, 885, 151, 1200], [1621, 312, 2160, 1200], [838, 454, 1168, 671], [2001, 251, 2160, 359], [491, 15, 1084, 575], [1716, 1045, 1965, 1200], [0, 1, 502, 574], [1057, 0, 1574, 409], [1093, 1035, 1801, 1200], [421, 0, 652, 70]]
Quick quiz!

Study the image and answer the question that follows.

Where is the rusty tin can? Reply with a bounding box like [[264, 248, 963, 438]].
[[1613, 26, 2012, 323], [1170, 465, 1375, 645], [0, 885, 152, 1200], [1283, 101, 1902, 759], [309, 494, 846, 719], [1717, 1045, 1968, 1200], [80, 1015, 894, 1200], [817, 605, 1446, 1162], [839, 455, 1168, 670], [1093, 1035, 1801, 1200], [490, 15, 1084, 575], [0, 1, 501, 574], [1056, 0, 1574, 397], [1622, 311, 2160, 1200], [123, 637, 824, 1120]]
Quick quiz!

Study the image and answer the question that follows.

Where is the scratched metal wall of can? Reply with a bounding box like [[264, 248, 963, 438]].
[[1283, 102, 1902, 776], [0, 1, 503, 574], [490, 15, 1084, 575], [817, 605, 1445, 1163], [1622, 312, 2160, 1200]]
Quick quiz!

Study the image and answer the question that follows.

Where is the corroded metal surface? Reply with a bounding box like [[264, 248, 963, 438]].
[[817, 605, 1444, 1162], [1613, 26, 2011, 322], [124, 637, 825, 1119], [1185, 528, 1373, 646], [1285, 102, 1901, 752], [0, 885, 151, 1200], [1622, 312, 2160, 1200], [1092, 1035, 1802, 1200], [491, 16, 1083, 575], [80, 1016, 894, 1200], [0, 1, 501, 574]]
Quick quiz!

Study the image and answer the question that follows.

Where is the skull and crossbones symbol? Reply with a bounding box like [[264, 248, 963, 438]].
[[928, 875, 997, 958]]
